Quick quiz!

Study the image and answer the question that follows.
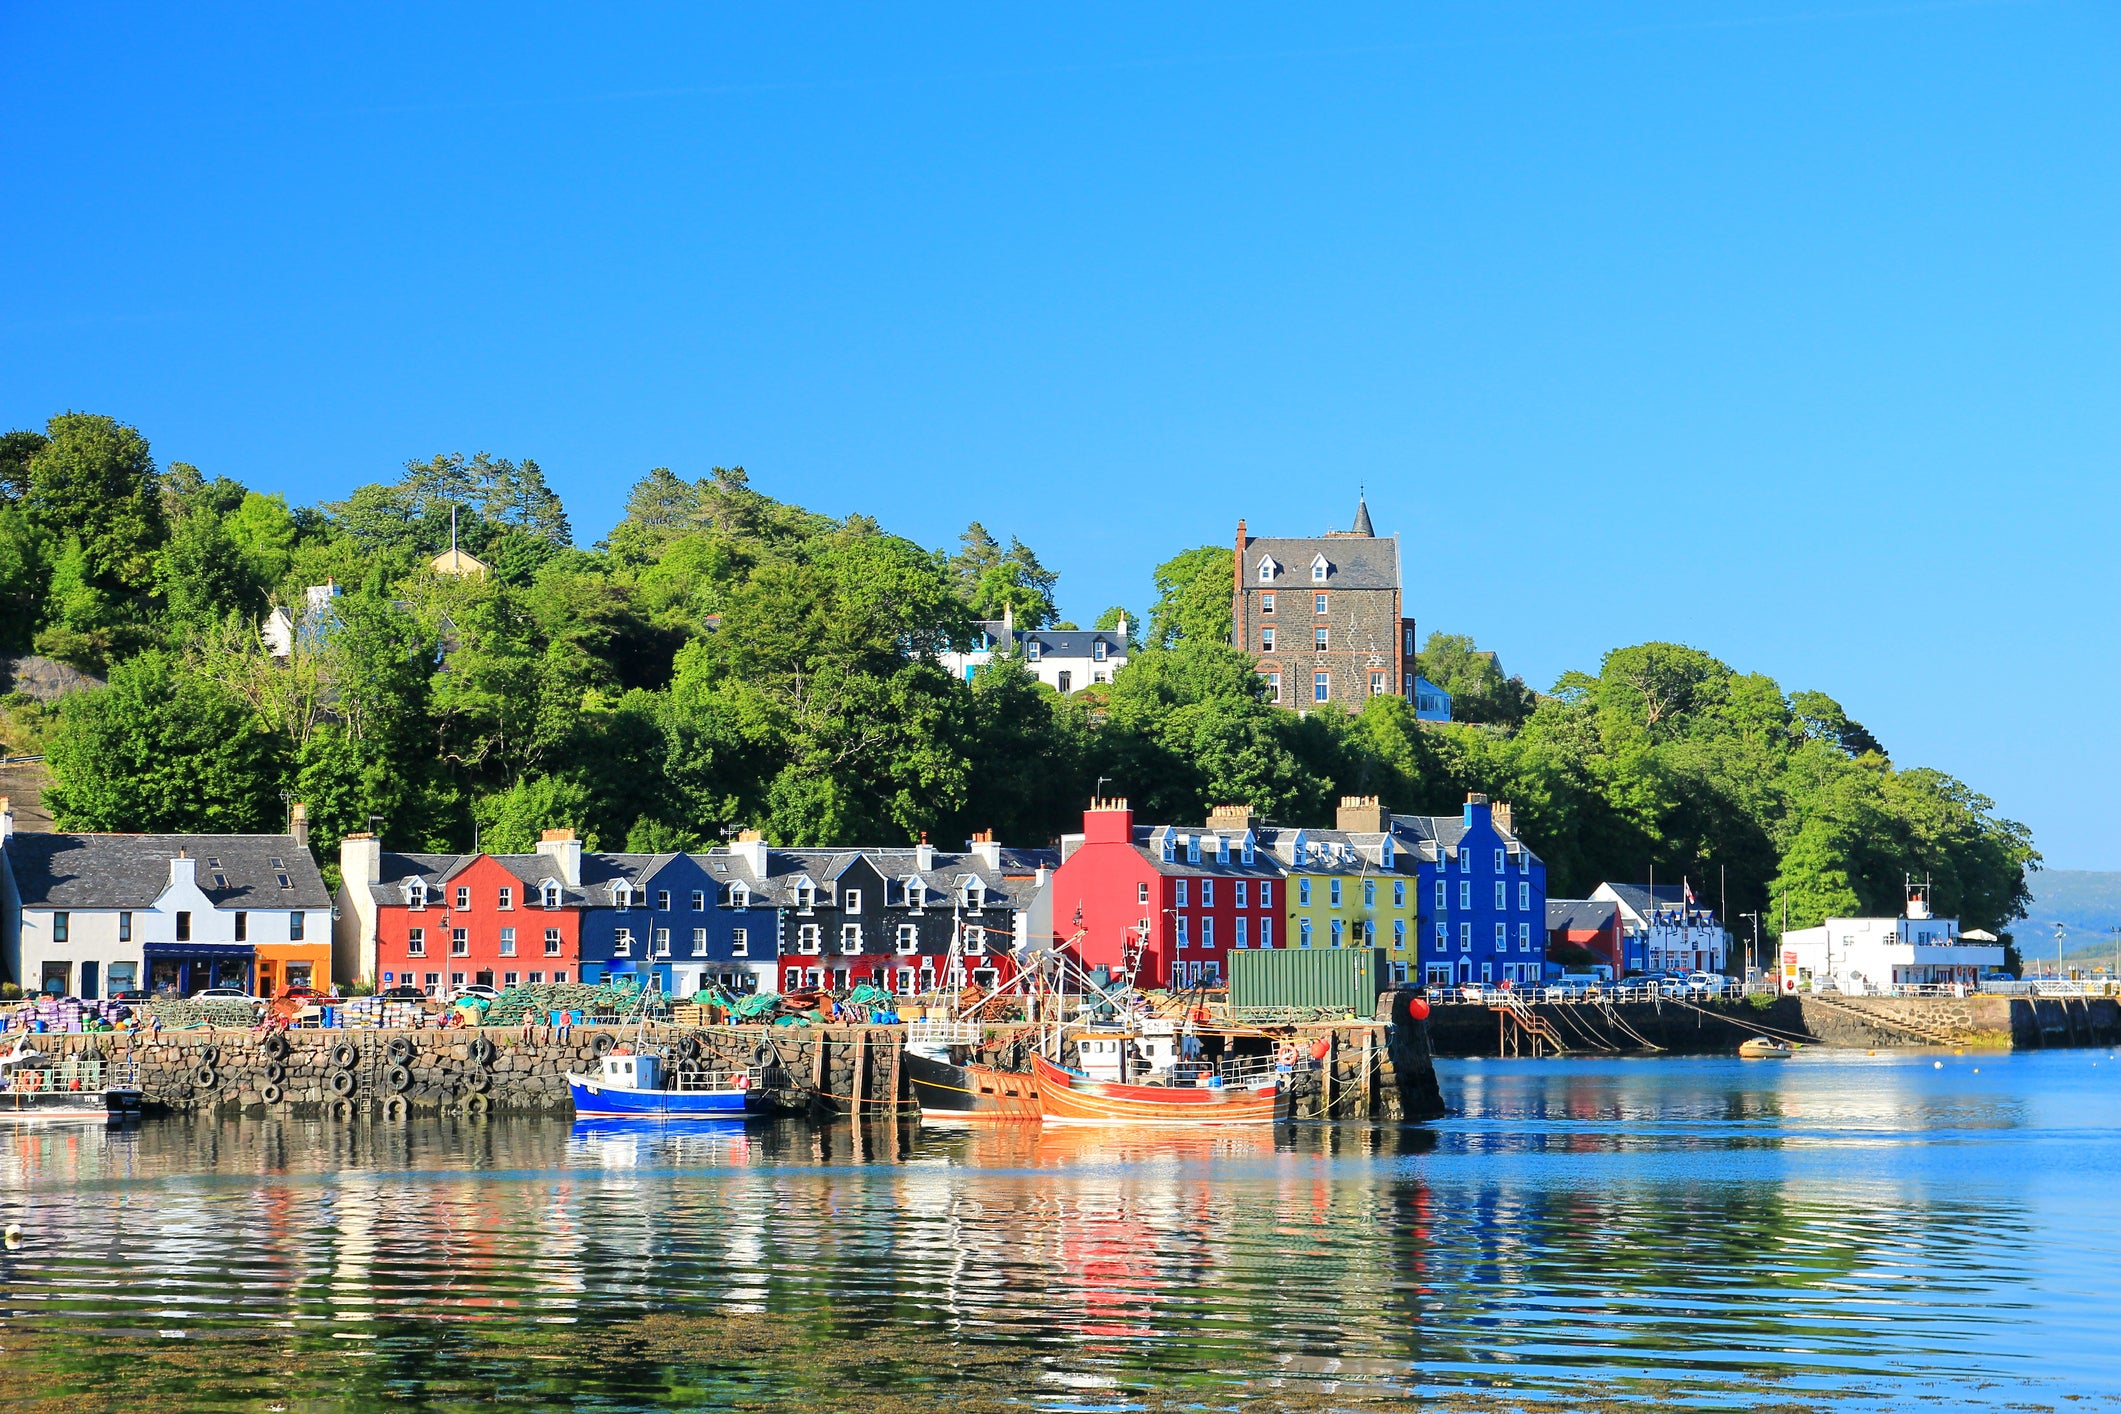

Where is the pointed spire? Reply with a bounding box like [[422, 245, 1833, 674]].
[[1352, 488, 1374, 537]]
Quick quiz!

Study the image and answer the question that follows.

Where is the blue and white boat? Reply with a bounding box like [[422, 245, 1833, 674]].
[[567, 1051, 764, 1120]]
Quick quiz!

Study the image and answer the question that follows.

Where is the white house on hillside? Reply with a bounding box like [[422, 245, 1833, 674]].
[[938, 605, 1131, 695]]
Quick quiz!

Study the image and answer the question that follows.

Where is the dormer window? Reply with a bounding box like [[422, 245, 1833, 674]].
[[1093, 639, 1107, 663], [1381, 838, 1394, 868], [1185, 835, 1200, 864], [962, 879, 985, 912], [1215, 836, 1229, 865], [1162, 836, 1176, 863], [540, 880, 562, 908], [1257, 555, 1278, 583], [796, 880, 817, 912], [613, 883, 633, 909], [406, 880, 428, 908], [1310, 554, 1329, 583], [907, 880, 927, 911], [1026, 639, 1042, 662], [729, 882, 751, 908], [1241, 836, 1255, 867]]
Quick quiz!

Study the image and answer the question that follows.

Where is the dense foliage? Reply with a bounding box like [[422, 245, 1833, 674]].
[[0, 413, 2037, 941]]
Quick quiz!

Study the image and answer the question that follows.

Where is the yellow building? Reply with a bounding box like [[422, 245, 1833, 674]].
[[1265, 799, 1421, 984]]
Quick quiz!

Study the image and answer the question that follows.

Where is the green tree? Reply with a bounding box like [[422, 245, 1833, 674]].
[[44, 650, 286, 832], [950, 522, 1060, 628], [0, 509, 47, 653], [24, 413, 165, 600], [0, 429, 49, 505], [1147, 546, 1234, 649], [1417, 632, 1536, 728], [224, 491, 299, 592]]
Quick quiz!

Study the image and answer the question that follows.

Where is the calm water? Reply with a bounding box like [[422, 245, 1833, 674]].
[[1, 1050, 2118, 1412]]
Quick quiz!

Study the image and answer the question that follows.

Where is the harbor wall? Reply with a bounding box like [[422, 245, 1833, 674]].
[[1421, 994, 2121, 1055], [19, 1017, 1444, 1122]]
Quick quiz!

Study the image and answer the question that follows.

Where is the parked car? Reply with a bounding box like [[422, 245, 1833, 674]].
[[454, 984, 502, 1001], [192, 987, 259, 1003], [275, 986, 327, 1003], [107, 989, 152, 1003], [375, 985, 427, 1002], [1686, 971, 1727, 998]]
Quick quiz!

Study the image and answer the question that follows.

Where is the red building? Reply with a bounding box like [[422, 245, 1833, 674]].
[[362, 840, 585, 996], [1047, 800, 1287, 991], [1545, 898, 1622, 976]]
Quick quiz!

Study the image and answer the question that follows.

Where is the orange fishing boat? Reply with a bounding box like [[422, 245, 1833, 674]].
[[1030, 1052, 1280, 1126]]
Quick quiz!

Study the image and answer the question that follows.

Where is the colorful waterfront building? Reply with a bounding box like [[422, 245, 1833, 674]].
[[1047, 801, 1288, 991], [576, 851, 772, 997], [1399, 794, 1548, 988], [1262, 797, 1423, 983], [336, 830, 586, 995], [0, 801, 333, 998], [1545, 898, 1625, 976]]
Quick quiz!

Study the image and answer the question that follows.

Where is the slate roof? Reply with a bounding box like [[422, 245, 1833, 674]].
[[367, 852, 590, 907], [1547, 899, 1620, 933], [1600, 883, 1693, 920], [1130, 825, 1286, 879], [697, 846, 1041, 908], [8, 833, 332, 910], [1386, 812, 1543, 866], [1256, 826, 1405, 876], [1021, 629, 1128, 661], [1242, 531, 1400, 592]]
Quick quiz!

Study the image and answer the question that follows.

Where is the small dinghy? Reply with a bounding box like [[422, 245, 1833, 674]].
[[1738, 1036, 1794, 1059]]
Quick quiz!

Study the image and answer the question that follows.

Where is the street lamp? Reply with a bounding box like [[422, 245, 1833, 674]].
[[1738, 911, 1761, 984], [2055, 921, 2067, 981]]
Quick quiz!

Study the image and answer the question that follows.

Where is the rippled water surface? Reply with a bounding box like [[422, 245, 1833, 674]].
[[1, 1050, 2117, 1412]]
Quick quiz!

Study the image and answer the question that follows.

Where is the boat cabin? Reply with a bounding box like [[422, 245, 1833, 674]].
[[601, 1053, 661, 1090]]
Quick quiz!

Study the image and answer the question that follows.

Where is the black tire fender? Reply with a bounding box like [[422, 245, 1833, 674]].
[[590, 1033, 616, 1058], [264, 1062, 286, 1085], [386, 1065, 413, 1094], [386, 1036, 416, 1064], [260, 1033, 291, 1061], [468, 1036, 497, 1067], [329, 1040, 359, 1069], [329, 1069, 357, 1098], [462, 1067, 493, 1095], [260, 1082, 283, 1105], [193, 1064, 219, 1090]]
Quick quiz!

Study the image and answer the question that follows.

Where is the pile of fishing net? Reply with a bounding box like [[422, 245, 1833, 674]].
[[483, 977, 651, 1027], [144, 997, 261, 1030]]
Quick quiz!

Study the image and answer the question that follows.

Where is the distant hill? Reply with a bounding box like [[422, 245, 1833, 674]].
[[2020, 870, 2121, 969]]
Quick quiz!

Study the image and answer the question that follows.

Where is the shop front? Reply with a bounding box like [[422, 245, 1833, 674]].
[[145, 943, 255, 997], [253, 940, 333, 997]]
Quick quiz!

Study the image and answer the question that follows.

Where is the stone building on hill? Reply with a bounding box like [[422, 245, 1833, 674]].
[[1233, 495, 1418, 713]]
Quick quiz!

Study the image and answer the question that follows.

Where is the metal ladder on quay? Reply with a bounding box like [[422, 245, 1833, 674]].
[[1489, 991, 1568, 1058]]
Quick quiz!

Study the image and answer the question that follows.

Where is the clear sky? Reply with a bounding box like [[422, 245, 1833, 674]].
[[3, 3, 2114, 865]]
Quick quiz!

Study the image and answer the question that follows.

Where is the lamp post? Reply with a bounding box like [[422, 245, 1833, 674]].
[[2055, 921, 2067, 981], [1738, 911, 1761, 985]]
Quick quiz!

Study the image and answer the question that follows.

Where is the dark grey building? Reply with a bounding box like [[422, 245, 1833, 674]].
[[1234, 496, 1416, 713]]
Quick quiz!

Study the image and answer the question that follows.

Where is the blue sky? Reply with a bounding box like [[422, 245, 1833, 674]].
[[3, 3, 2114, 866]]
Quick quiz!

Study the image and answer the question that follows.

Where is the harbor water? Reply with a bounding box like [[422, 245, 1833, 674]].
[[3, 1049, 2119, 1411]]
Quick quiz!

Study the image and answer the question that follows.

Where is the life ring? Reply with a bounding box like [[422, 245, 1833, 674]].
[[386, 1065, 413, 1094], [1275, 1042, 1298, 1068], [732, 1072, 751, 1091], [330, 1040, 359, 1070], [329, 1069, 357, 1098], [260, 1082, 283, 1105], [261, 1032, 291, 1061]]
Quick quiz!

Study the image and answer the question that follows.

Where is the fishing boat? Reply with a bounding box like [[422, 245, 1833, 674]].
[[567, 1051, 763, 1119], [1031, 1052, 1279, 1126], [904, 1020, 1041, 1123], [0, 1037, 146, 1122], [1738, 1036, 1794, 1059]]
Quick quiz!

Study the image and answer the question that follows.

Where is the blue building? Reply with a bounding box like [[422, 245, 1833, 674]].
[[1412, 676, 1452, 722], [1396, 794, 1549, 987], [575, 851, 776, 997]]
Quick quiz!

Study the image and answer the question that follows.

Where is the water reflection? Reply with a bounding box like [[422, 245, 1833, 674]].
[[0, 1053, 2111, 1411]]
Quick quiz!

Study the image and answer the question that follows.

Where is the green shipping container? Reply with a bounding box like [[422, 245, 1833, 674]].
[[1228, 947, 1391, 1016]]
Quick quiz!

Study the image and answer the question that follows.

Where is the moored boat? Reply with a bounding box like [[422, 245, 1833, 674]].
[[1031, 1052, 1278, 1126], [0, 1038, 145, 1123], [1738, 1036, 1794, 1059], [567, 1051, 763, 1119], [905, 1020, 1041, 1123]]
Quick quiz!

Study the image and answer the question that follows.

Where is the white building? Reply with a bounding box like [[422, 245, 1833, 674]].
[[938, 605, 1130, 695], [1778, 891, 2005, 995], [1592, 881, 1732, 975], [262, 583, 343, 659]]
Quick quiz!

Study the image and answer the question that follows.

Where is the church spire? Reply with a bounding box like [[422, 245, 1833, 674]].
[[1351, 488, 1374, 537]]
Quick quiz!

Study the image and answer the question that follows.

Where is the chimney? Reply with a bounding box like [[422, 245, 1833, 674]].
[[342, 832, 382, 885], [168, 855, 198, 890], [336, 832, 384, 991], [288, 801, 310, 851], [1083, 798, 1134, 845], [732, 829, 769, 878], [0, 795, 12, 846], [1493, 802, 1514, 836], [1335, 796, 1387, 833], [915, 834, 935, 871], [1002, 601, 1014, 646], [1115, 611, 1128, 643], [536, 828, 583, 887], [1206, 803, 1257, 833], [1463, 792, 1491, 828], [969, 830, 1001, 869]]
